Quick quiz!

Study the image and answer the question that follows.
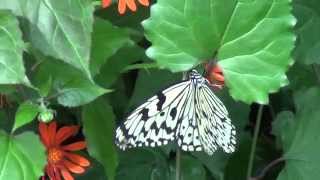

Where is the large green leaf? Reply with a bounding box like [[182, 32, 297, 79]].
[[143, 0, 295, 104], [276, 87, 320, 180], [0, 131, 46, 180], [34, 58, 108, 107], [0, 11, 30, 86], [1, 0, 94, 79], [90, 18, 131, 76], [294, 0, 320, 64], [82, 98, 118, 180]]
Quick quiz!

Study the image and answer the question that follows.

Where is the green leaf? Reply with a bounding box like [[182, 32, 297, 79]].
[[34, 58, 108, 107], [1, 0, 94, 79], [277, 87, 320, 180], [90, 18, 131, 76], [0, 131, 46, 180], [143, 0, 295, 104], [82, 98, 118, 180], [0, 11, 30, 86], [170, 155, 206, 180], [272, 111, 295, 150], [12, 101, 40, 132], [294, 0, 320, 64], [116, 149, 169, 180], [287, 63, 319, 91], [95, 45, 145, 88]]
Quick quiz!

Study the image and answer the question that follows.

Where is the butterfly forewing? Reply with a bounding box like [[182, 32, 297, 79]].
[[115, 81, 192, 149]]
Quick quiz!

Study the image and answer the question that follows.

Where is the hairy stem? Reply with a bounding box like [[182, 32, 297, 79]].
[[247, 105, 264, 180]]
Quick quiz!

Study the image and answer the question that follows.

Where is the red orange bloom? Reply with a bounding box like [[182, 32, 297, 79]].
[[205, 63, 225, 89], [39, 121, 90, 180], [102, 0, 150, 14]]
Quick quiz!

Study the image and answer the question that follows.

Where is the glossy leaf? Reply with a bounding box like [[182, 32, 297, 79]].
[[95, 45, 145, 88], [0, 11, 30, 86], [143, 0, 295, 104], [277, 87, 320, 180], [12, 101, 40, 132], [82, 98, 118, 180], [90, 18, 131, 76], [294, 0, 320, 64], [0, 131, 46, 180], [34, 58, 108, 107], [1, 0, 94, 79]]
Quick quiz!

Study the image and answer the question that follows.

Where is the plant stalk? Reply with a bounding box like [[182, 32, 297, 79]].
[[246, 105, 264, 180], [176, 148, 181, 180]]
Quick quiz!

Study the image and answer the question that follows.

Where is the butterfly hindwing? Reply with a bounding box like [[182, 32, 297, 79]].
[[195, 83, 236, 155], [115, 81, 192, 150]]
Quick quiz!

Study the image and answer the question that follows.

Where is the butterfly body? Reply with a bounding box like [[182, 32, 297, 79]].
[[115, 70, 236, 155]]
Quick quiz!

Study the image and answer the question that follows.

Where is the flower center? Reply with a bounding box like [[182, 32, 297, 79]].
[[48, 148, 63, 164]]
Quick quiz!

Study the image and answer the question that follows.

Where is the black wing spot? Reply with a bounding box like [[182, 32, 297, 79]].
[[140, 108, 149, 121], [188, 133, 192, 137], [160, 112, 165, 116], [156, 92, 166, 111], [170, 107, 177, 119]]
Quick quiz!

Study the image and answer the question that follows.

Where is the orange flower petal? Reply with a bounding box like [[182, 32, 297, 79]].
[[48, 121, 57, 146], [138, 0, 149, 6], [39, 122, 50, 147], [64, 152, 90, 167], [62, 160, 85, 174], [126, 0, 137, 11], [118, 0, 127, 14], [60, 167, 74, 180], [55, 126, 79, 145], [53, 166, 62, 180], [61, 141, 87, 151], [102, 0, 112, 8]]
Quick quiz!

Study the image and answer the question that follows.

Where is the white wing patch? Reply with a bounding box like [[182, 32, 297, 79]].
[[115, 70, 236, 155]]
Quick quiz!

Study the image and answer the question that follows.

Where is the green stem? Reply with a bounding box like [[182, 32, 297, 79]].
[[176, 148, 181, 180], [246, 105, 264, 180], [121, 62, 159, 72]]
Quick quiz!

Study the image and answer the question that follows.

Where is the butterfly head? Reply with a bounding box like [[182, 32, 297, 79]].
[[189, 69, 206, 83]]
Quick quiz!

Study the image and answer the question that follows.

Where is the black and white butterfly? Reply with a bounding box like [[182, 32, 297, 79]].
[[115, 70, 236, 155]]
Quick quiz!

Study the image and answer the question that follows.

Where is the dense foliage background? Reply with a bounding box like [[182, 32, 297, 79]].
[[0, 0, 319, 179]]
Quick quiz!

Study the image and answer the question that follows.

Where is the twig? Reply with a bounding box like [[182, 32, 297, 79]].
[[250, 157, 285, 180]]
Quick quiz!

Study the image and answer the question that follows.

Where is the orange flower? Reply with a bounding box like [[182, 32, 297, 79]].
[[39, 121, 90, 180], [102, 0, 150, 14], [205, 63, 225, 89]]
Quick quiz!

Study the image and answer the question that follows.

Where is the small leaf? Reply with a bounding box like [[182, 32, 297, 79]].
[[0, 131, 46, 180], [0, 10, 30, 86], [143, 0, 296, 104], [1, 0, 94, 79], [90, 18, 131, 76], [82, 98, 118, 180], [12, 101, 40, 132], [277, 87, 320, 180]]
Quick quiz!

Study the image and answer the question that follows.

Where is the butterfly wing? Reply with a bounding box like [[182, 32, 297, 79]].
[[115, 80, 193, 150], [175, 83, 203, 152], [195, 83, 236, 155]]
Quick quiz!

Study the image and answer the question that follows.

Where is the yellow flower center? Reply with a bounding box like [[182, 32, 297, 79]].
[[48, 148, 63, 164]]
